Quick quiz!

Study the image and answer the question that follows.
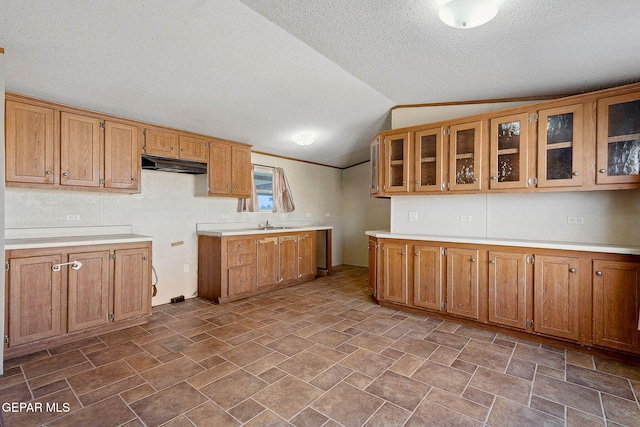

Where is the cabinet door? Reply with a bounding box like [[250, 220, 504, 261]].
[[383, 132, 410, 193], [231, 145, 252, 197], [413, 245, 443, 310], [488, 251, 528, 330], [144, 128, 178, 158], [208, 141, 232, 195], [104, 121, 141, 191], [113, 248, 151, 321], [5, 100, 56, 184], [8, 255, 63, 346], [278, 235, 299, 283], [446, 248, 480, 320], [592, 260, 640, 353], [298, 233, 316, 278], [537, 104, 583, 188], [179, 135, 208, 162], [490, 113, 529, 190], [60, 112, 101, 187], [381, 242, 409, 304], [368, 237, 378, 298], [449, 121, 482, 191], [596, 92, 640, 184], [414, 127, 445, 192], [228, 265, 255, 295], [257, 237, 279, 288], [533, 255, 580, 341], [67, 251, 110, 332], [369, 135, 381, 196]]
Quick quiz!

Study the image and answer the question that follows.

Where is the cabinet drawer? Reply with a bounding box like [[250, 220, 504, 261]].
[[227, 238, 254, 253], [227, 252, 256, 267]]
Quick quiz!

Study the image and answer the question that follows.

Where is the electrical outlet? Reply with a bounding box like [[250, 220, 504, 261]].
[[183, 264, 190, 273], [306, 213, 312, 218], [460, 215, 472, 223], [325, 213, 331, 218], [221, 214, 230, 219], [65, 214, 80, 222], [408, 211, 419, 221], [567, 216, 584, 225]]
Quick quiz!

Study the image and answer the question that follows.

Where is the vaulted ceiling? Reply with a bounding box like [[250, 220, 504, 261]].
[[1, 0, 639, 168]]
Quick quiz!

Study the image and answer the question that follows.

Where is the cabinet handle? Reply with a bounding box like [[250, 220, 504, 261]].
[[131, 177, 137, 182], [233, 184, 237, 189], [239, 257, 243, 262], [226, 184, 230, 188], [572, 171, 579, 176], [490, 176, 498, 180], [489, 259, 496, 264], [62, 172, 69, 177], [171, 147, 176, 151], [45, 170, 52, 175], [473, 177, 479, 181], [401, 251, 406, 255], [415, 180, 420, 185], [595, 271, 603, 276], [569, 268, 576, 273], [402, 181, 406, 184], [470, 258, 476, 262], [143, 256, 148, 260], [599, 169, 606, 174], [52, 261, 83, 272], [181, 148, 185, 152]]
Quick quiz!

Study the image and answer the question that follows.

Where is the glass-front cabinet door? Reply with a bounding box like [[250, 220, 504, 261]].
[[414, 127, 445, 192], [596, 92, 640, 185], [369, 134, 381, 196], [490, 113, 529, 190], [383, 132, 410, 193], [449, 121, 482, 191], [537, 104, 583, 188]]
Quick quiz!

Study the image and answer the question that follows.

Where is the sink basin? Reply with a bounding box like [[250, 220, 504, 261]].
[[258, 226, 291, 230]]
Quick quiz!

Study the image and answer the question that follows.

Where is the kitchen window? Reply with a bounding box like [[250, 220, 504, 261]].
[[254, 165, 274, 212]]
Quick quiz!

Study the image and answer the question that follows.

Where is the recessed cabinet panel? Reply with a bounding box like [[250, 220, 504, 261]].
[[178, 135, 208, 162], [384, 133, 410, 193], [104, 121, 141, 191], [257, 237, 279, 288], [113, 248, 150, 321], [369, 135, 381, 196], [488, 251, 528, 330], [144, 128, 178, 158], [533, 255, 580, 341], [5, 100, 56, 184], [279, 236, 298, 283], [67, 251, 110, 332], [446, 248, 480, 320], [413, 245, 443, 310], [490, 113, 529, 189], [415, 128, 445, 192], [592, 260, 640, 353], [537, 104, 583, 188], [382, 243, 409, 304], [449, 121, 482, 191], [597, 93, 640, 184], [60, 113, 101, 187]]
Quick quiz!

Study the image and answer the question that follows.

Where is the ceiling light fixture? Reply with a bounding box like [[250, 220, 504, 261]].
[[292, 131, 317, 146], [439, 0, 499, 29]]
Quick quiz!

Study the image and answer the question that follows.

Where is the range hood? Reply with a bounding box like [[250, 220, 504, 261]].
[[141, 155, 207, 174]]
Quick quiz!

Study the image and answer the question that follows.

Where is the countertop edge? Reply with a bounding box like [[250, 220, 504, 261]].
[[5, 234, 153, 251], [198, 226, 333, 237], [365, 231, 640, 256]]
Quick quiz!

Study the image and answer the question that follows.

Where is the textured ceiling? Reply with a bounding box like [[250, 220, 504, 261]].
[[1, 0, 640, 168]]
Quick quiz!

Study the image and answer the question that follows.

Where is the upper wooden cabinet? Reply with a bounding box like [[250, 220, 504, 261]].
[[143, 127, 208, 163], [5, 96, 141, 193], [596, 92, 640, 185], [536, 104, 583, 188], [369, 134, 382, 196], [207, 140, 251, 198], [490, 113, 530, 190], [372, 83, 640, 197]]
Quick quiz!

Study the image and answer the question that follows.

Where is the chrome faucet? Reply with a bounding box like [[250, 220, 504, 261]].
[[260, 220, 272, 229]]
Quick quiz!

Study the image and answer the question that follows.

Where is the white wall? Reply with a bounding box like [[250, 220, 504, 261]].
[[5, 153, 343, 306], [391, 190, 640, 246], [342, 162, 390, 266]]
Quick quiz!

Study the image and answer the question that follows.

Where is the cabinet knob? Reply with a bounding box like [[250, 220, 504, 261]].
[[226, 184, 230, 188], [489, 259, 496, 264], [239, 257, 243, 262], [143, 256, 148, 260], [181, 148, 185, 152], [45, 170, 52, 175], [402, 181, 406, 184], [401, 251, 406, 255], [62, 172, 69, 177], [599, 169, 606, 174], [490, 176, 498, 180], [473, 177, 479, 181], [595, 271, 603, 276], [569, 268, 576, 273], [233, 184, 237, 189], [470, 258, 476, 262], [572, 171, 579, 176], [171, 147, 176, 151], [131, 177, 137, 182], [415, 180, 420, 185]]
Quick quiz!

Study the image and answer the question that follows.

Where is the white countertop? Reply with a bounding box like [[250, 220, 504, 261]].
[[365, 230, 640, 256], [5, 226, 152, 250], [197, 225, 332, 237]]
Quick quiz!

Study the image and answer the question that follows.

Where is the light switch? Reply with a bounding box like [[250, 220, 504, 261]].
[[408, 211, 419, 221]]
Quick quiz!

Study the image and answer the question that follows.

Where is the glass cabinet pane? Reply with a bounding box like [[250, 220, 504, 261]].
[[545, 112, 574, 180], [455, 128, 476, 185], [369, 135, 380, 195], [606, 99, 640, 176], [384, 132, 409, 193], [419, 133, 437, 186], [389, 137, 405, 187], [537, 104, 582, 188], [490, 112, 529, 190], [496, 121, 521, 182]]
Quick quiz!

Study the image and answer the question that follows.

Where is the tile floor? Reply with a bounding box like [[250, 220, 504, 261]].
[[1, 265, 640, 426]]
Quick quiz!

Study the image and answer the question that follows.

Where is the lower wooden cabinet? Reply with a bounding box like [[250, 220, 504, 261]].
[[371, 237, 640, 356], [5, 242, 152, 359], [198, 231, 318, 303]]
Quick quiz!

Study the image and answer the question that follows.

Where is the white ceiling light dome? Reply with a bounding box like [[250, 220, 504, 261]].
[[292, 131, 317, 146], [439, 0, 499, 29]]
